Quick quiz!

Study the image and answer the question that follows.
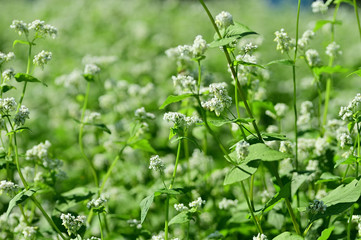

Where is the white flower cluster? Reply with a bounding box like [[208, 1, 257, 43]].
[[127, 219, 142, 229], [274, 28, 294, 54], [172, 74, 197, 94], [326, 42, 342, 58], [189, 197, 206, 208], [84, 111, 101, 123], [2, 68, 15, 81], [190, 148, 213, 172], [33, 50, 52, 69], [55, 69, 82, 88], [163, 112, 201, 128], [352, 215, 361, 236], [0, 180, 18, 195], [166, 35, 208, 61], [298, 30, 315, 49], [253, 233, 268, 240], [305, 49, 321, 67], [87, 196, 107, 209], [235, 140, 249, 161], [14, 105, 30, 126], [307, 199, 327, 214], [60, 213, 86, 236], [241, 42, 258, 54], [11, 19, 57, 38], [218, 198, 238, 210], [339, 93, 361, 121], [0, 97, 16, 112], [21, 226, 37, 239], [149, 155, 165, 172], [266, 103, 288, 119], [279, 141, 293, 154], [174, 203, 189, 212], [311, 0, 328, 13], [86, 237, 101, 240], [338, 133, 352, 149], [298, 101, 314, 126], [215, 11, 234, 29], [84, 63, 101, 75], [314, 137, 329, 156], [26, 140, 51, 162], [201, 82, 232, 116], [135, 107, 155, 120], [0, 51, 15, 65]]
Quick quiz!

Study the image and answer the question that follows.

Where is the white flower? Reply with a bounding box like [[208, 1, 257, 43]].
[[189, 197, 206, 208], [163, 112, 201, 128], [127, 219, 142, 229], [2, 68, 15, 81], [339, 93, 361, 121], [338, 133, 352, 149], [253, 233, 268, 240], [314, 137, 329, 156], [172, 74, 197, 94], [279, 141, 293, 154], [26, 140, 51, 162], [235, 140, 249, 161], [326, 42, 342, 58], [87, 196, 107, 209], [28, 20, 57, 38], [22, 226, 37, 239], [10, 20, 28, 35], [201, 82, 232, 116], [0, 180, 18, 195], [305, 49, 321, 67], [298, 30, 315, 49], [274, 28, 294, 53], [84, 111, 101, 123], [218, 198, 238, 210], [174, 203, 189, 212], [135, 107, 155, 120], [149, 155, 165, 172], [84, 63, 100, 75], [33, 50, 52, 69], [0, 52, 15, 64], [307, 199, 327, 214], [192, 35, 208, 57], [215, 11, 234, 29], [60, 213, 86, 236], [165, 45, 192, 61], [86, 237, 101, 240], [242, 42, 258, 54], [0, 97, 17, 112], [14, 105, 30, 126], [312, 0, 328, 13]]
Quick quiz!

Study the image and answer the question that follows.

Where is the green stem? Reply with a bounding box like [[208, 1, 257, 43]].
[[354, 0, 361, 41], [347, 205, 354, 240], [249, 175, 255, 211], [165, 137, 182, 240], [98, 213, 104, 240], [241, 181, 263, 233], [79, 82, 99, 187]]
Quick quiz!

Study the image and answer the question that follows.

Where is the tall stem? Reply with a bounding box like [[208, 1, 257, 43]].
[[353, 0, 361, 41], [79, 82, 99, 187]]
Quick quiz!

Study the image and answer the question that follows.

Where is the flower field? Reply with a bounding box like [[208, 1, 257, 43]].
[[1, 0, 361, 239]]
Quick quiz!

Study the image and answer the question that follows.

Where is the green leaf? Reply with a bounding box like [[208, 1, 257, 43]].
[[6, 189, 36, 218], [13, 39, 30, 48], [347, 69, 361, 78], [208, 118, 253, 127], [93, 123, 111, 134], [246, 143, 292, 162], [140, 194, 154, 224], [313, 20, 342, 32], [267, 211, 285, 230], [315, 172, 340, 184], [209, 36, 239, 48], [233, 60, 265, 69], [0, 84, 16, 93], [61, 186, 96, 202], [169, 211, 193, 226], [14, 73, 46, 86], [225, 22, 257, 38], [322, 179, 361, 206], [273, 232, 304, 240], [313, 65, 348, 75], [82, 74, 95, 82], [159, 94, 194, 109], [266, 59, 294, 66], [317, 226, 334, 240], [223, 153, 260, 185], [6, 127, 32, 136], [292, 173, 309, 197], [263, 182, 291, 213], [129, 139, 156, 153], [261, 133, 288, 141]]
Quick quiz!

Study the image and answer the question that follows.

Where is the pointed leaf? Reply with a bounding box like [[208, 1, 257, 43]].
[[6, 189, 36, 218], [313, 65, 348, 75], [314, 20, 342, 32], [273, 232, 304, 240], [129, 139, 156, 153], [209, 36, 239, 48], [317, 226, 334, 240], [225, 22, 257, 38], [246, 143, 292, 162], [1, 84, 16, 93], [93, 123, 111, 134], [263, 182, 291, 213], [140, 194, 154, 224], [347, 69, 361, 78], [266, 59, 294, 66], [13, 39, 30, 48], [14, 73, 46, 86], [159, 94, 194, 109], [224, 160, 260, 185], [169, 211, 192, 226]]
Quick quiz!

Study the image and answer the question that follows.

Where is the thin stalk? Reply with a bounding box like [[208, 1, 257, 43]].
[[249, 175, 255, 211], [98, 213, 104, 240], [347, 205, 354, 240], [79, 82, 99, 187], [353, 0, 361, 41], [241, 181, 263, 233], [165, 137, 182, 240]]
